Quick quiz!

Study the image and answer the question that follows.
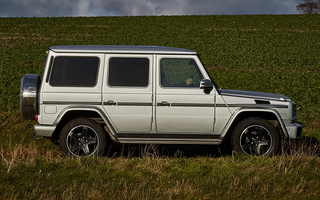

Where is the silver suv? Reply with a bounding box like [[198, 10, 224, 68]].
[[20, 45, 302, 157]]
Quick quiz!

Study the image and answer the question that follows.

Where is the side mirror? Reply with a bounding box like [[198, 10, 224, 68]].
[[200, 79, 213, 94]]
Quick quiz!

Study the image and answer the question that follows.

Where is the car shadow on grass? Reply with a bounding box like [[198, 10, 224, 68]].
[[104, 136, 320, 158], [105, 142, 232, 158]]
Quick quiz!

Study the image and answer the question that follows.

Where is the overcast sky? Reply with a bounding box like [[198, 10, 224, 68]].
[[0, 0, 302, 17]]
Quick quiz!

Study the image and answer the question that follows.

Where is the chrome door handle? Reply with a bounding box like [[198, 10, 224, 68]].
[[104, 100, 116, 105], [157, 101, 170, 106]]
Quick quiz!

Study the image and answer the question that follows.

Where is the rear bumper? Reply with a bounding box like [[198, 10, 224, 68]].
[[285, 122, 302, 139], [34, 124, 56, 137]]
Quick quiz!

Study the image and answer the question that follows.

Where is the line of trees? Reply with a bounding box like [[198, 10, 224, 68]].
[[297, 0, 320, 14]]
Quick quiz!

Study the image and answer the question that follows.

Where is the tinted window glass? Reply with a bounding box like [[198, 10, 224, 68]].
[[160, 58, 203, 87], [108, 58, 149, 87], [50, 56, 99, 87]]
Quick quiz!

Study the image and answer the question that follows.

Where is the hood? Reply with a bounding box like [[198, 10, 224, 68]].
[[220, 89, 291, 102]]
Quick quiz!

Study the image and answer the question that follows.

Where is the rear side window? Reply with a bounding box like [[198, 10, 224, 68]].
[[50, 56, 99, 87], [108, 57, 149, 87]]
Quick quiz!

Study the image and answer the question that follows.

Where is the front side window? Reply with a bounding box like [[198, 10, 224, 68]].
[[160, 58, 203, 87], [49, 56, 99, 87], [108, 57, 149, 87]]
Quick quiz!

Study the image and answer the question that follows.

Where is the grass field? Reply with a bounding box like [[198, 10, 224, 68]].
[[1, 15, 320, 199]]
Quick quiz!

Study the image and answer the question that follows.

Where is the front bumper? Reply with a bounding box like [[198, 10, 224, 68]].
[[34, 124, 56, 137], [285, 122, 302, 139]]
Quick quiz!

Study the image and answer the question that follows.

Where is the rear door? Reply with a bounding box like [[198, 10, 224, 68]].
[[102, 54, 153, 133]]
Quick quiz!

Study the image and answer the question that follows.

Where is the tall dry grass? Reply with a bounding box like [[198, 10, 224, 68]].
[[1, 111, 320, 199]]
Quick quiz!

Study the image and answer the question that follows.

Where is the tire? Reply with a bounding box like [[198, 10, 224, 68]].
[[59, 118, 107, 157], [231, 117, 280, 156], [20, 74, 41, 120]]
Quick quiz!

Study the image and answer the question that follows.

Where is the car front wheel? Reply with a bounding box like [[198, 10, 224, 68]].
[[231, 117, 280, 156]]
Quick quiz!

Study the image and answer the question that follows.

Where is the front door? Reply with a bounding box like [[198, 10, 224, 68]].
[[155, 55, 215, 134]]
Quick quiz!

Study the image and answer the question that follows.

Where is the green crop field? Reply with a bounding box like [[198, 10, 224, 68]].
[[1, 15, 320, 199]]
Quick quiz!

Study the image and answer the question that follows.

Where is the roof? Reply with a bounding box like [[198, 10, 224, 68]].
[[49, 45, 197, 55]]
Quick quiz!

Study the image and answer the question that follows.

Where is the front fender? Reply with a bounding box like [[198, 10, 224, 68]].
[[220, 107, 289, 138]]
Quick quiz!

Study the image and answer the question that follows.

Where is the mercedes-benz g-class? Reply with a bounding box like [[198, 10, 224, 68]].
[[20, 45, 302, 157]]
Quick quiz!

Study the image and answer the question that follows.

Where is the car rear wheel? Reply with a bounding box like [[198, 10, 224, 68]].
[[231, 117, 280, 156], [59, 118, 107, 157]]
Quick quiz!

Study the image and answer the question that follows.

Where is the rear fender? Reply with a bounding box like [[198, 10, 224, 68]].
[[53, 106, 119, 141]]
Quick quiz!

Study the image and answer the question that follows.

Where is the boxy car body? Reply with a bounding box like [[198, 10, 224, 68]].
[[20, 46, 302, 157]]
